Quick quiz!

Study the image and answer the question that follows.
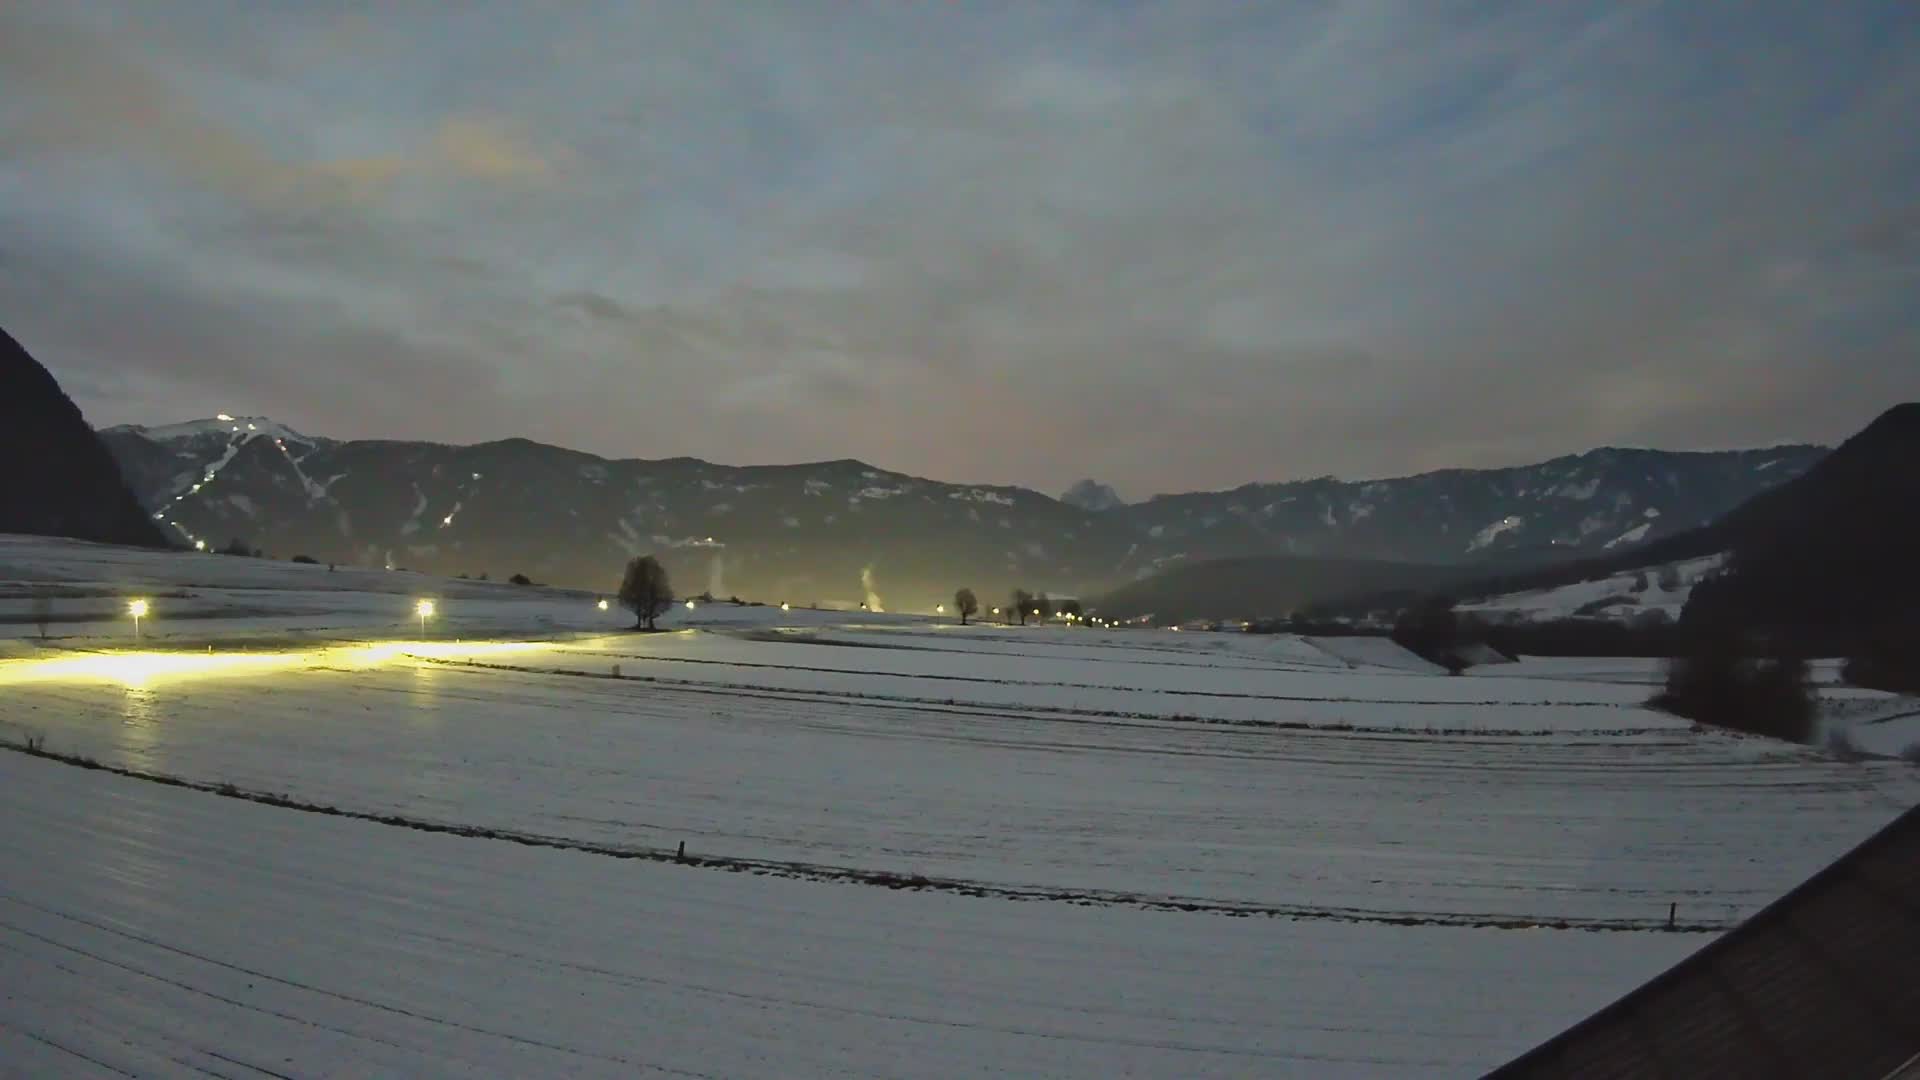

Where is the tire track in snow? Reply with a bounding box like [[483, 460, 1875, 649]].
[[0, 900, 723, 1079], [555, 645, 1631, 709], [416, 653, 1670, 738], [0, 743, 1733, 933]]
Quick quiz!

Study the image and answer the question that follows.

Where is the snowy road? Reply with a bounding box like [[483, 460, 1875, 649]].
[[0, 752, 1701, 1079]]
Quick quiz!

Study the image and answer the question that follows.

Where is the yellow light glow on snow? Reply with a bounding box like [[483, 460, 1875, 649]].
[[0, 640, 551, 689]]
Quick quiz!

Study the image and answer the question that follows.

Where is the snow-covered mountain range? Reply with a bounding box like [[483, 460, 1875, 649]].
[[98, 418, 1825, 608]]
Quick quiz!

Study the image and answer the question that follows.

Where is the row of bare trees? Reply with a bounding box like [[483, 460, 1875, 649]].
[[944, 588, 1086, 626]]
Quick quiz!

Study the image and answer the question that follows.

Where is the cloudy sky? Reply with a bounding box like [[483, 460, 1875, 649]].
[[3, 2, 1916, 496]]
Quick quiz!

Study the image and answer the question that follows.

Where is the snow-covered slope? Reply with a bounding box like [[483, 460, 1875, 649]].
[[1458, 554, 1727, 624]]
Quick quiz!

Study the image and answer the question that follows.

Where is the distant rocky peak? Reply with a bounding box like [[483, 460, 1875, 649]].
[[1060, 478, 1126, 512]]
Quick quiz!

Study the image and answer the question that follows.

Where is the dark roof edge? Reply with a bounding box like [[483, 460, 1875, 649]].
[[1485, 800, 1920, 1078]]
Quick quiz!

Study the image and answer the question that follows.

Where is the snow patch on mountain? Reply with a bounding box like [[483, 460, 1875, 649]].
[[1556, 477, 1600, 500], [1460, 554, 1726, 624], [1604, 522, 1651, 549], [110, 416, 313, 445], [399, 483, 428, 536], [1468, 515, 1524, 552]]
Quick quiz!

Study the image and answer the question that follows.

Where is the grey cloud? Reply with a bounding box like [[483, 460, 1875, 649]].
[[2, 2, 1916, 494], [553, 291, 631, 322]]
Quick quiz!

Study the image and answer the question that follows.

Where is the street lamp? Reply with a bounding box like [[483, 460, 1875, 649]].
[[935, 604, 945, 614], [685, 599, 697, 610], [596, 599, 609, 611], [128, 598, 149, 640], [416, 598, 435, 635]]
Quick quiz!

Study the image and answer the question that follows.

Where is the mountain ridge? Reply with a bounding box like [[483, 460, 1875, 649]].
[[96, 414, 1827, 608]]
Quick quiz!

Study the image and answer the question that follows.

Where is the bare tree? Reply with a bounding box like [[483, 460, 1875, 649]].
[[954, 587, 979, 625], [619, 556, 674, 630], [1010, 588, 1034, 626]]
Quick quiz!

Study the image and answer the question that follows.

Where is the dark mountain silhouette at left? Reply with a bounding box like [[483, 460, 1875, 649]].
[[0, 327, 168, 549]]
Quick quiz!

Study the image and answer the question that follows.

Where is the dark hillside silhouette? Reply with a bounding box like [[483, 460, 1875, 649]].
[[0, 326, 168, 548]]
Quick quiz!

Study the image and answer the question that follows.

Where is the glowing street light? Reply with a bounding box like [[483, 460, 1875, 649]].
[[935, 604, 945, 614], [127, 598, 149, 640], [596, 599, 609, 611], [194, 539, 206, 551], [781, 602, 791, 612], [685, 599, 697, 610], [415, 598, 435, 635]]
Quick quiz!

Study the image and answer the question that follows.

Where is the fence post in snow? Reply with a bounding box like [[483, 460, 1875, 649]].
[[1668, 902, 1676, 930], [676, 841, 687, 863]]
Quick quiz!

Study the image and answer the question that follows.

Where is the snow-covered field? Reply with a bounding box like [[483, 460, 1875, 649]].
[[2, 535, 1916, 1077]]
